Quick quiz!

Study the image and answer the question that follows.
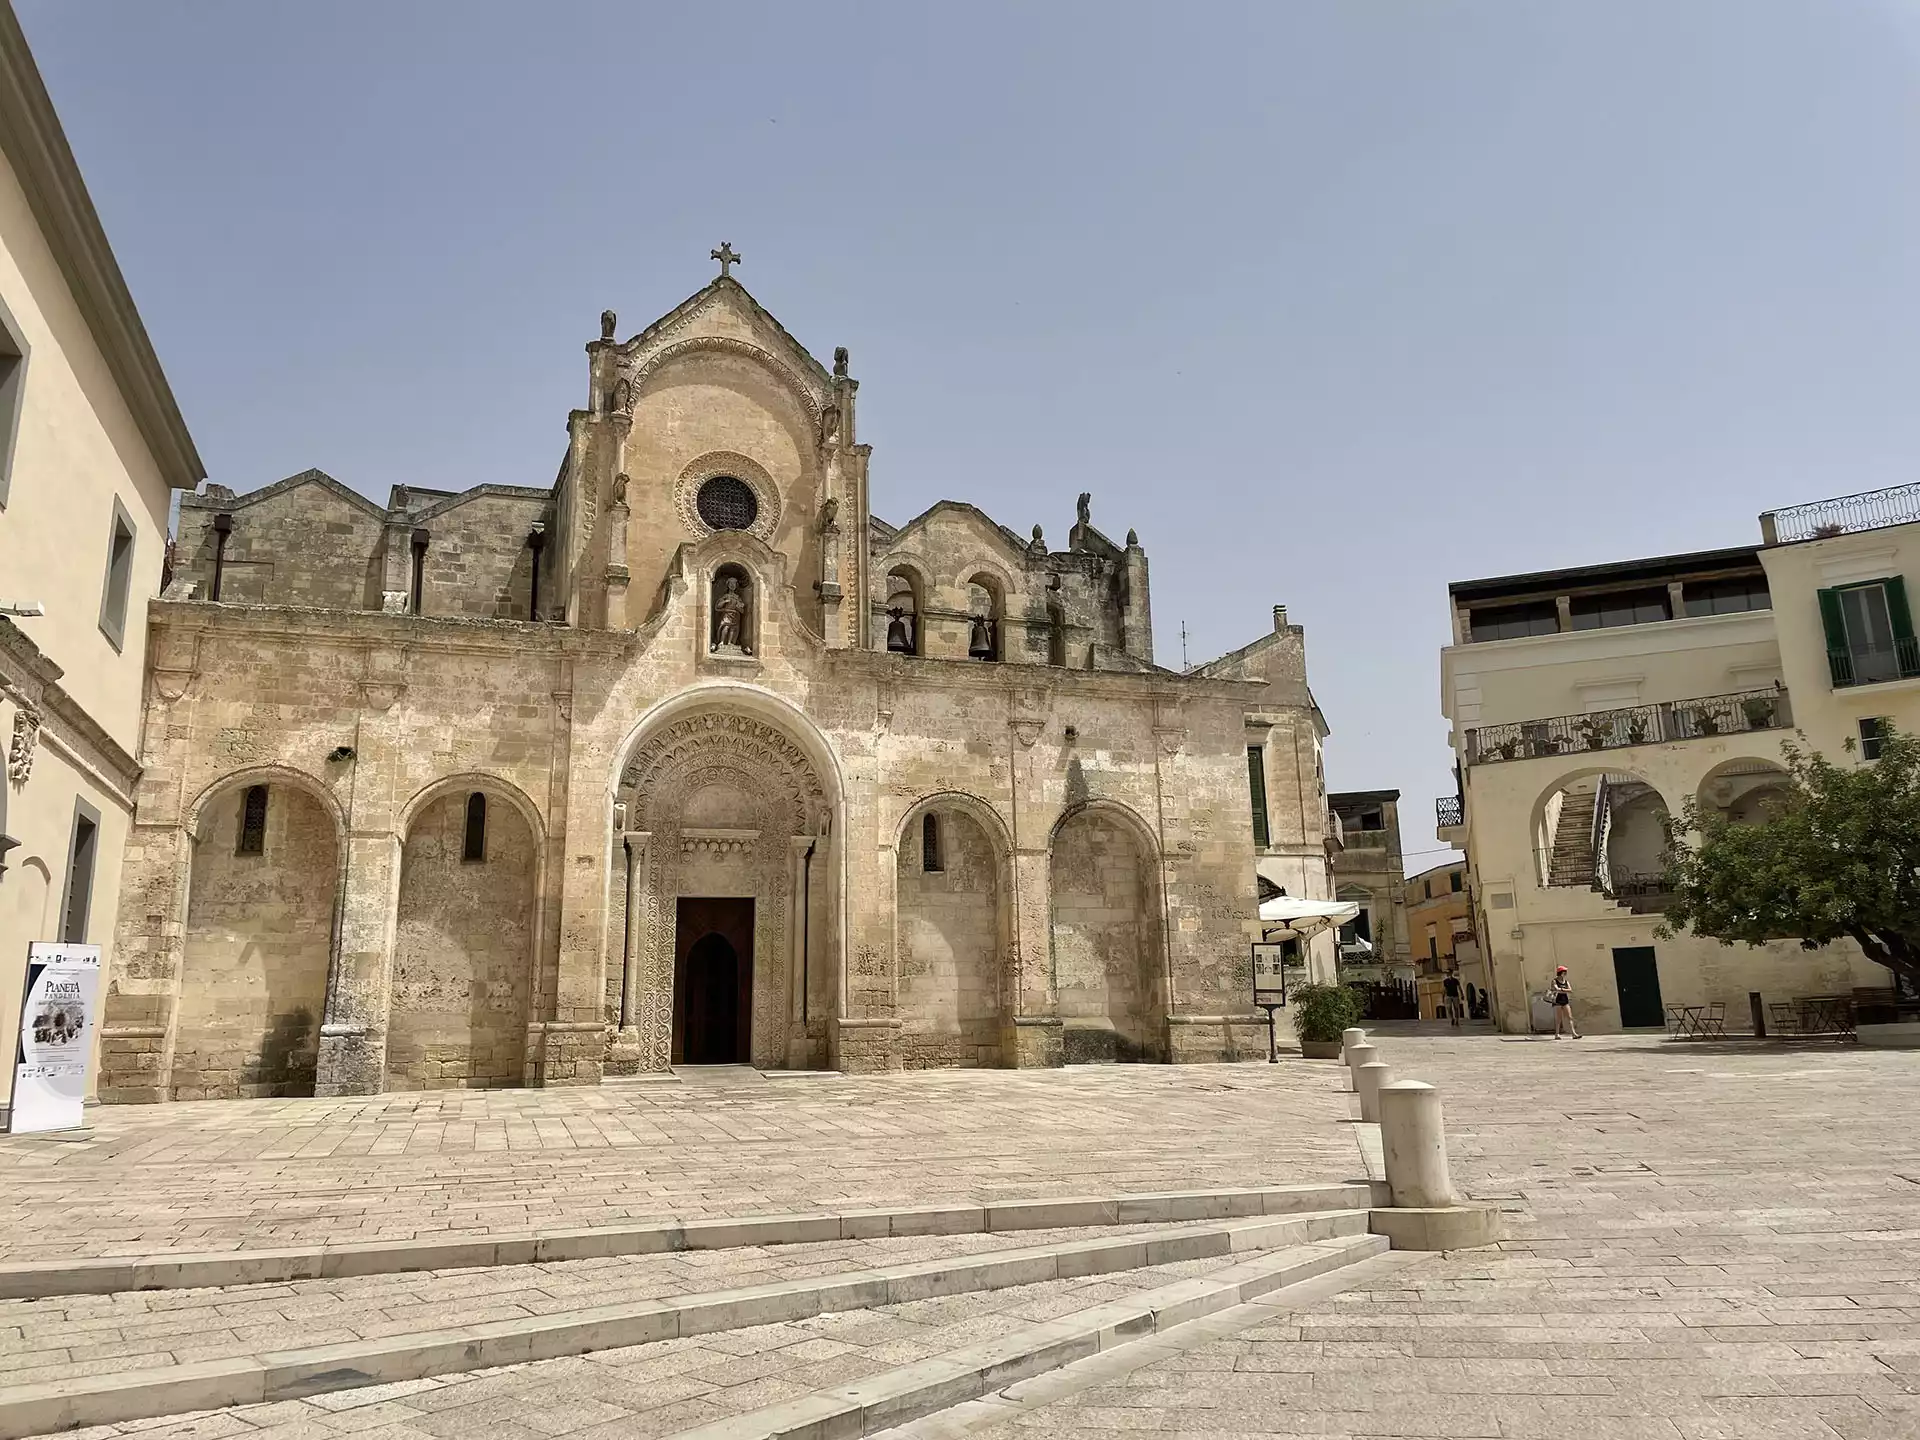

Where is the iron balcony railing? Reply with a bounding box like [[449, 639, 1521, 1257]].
[[1466, 687, 1791, 765], [1435, 795, 1464, 828], [1828, 636, 1920, 688], [1764, 482, 1920, 543]]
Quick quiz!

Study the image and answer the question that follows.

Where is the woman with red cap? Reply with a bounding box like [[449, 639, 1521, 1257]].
[[1549, 965, 1581, 1039]]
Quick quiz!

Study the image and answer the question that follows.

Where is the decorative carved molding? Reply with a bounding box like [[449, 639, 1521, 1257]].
[[1155, 727, 1188, 756], [359, 682, 404, 713], [8, 708, 39, 785], [629, 336, 826, 419], [151, 669, 195, 703], [673, 452, 782, 545], [1009, 718, 1043, 748]]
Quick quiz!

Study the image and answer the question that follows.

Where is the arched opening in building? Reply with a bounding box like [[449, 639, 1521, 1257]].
[[896, 799, 1009, 1067], [885, 566, 922, 655], [675, 906, 752, 1064], [389, 784, 537, 1090], [173, 776, 340, 1100], [1534, 770, 1671, 910], [966, 574, 1002, 661], [1049, 804, 1164, 1063]]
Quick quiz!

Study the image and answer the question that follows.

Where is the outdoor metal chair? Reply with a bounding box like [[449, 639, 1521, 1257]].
[[1697, 1001, 1728, 1038], [1768, 1001, 1799, 1035]]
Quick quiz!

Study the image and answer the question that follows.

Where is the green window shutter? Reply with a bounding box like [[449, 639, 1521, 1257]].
[[1246, 747, 1270, 849], [1817, 587, 1851, 687], [1886, 576, 1919, 678]]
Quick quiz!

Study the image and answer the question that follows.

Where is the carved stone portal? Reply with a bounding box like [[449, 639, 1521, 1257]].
[[615, 711, 831, 1072]]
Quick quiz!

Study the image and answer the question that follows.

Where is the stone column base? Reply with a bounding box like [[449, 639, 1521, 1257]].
[[1005, 1015, 1063, 1069], [604, 1025, 650, 1077], [1164, 1012, 1274, 1064], [97, 1026, 168, 1103], [314, 1025, 386, 1097], [831, 1017, 900, 1073], [532, 1022, 607, 1087], [1368, 1205, 1502, 1251]]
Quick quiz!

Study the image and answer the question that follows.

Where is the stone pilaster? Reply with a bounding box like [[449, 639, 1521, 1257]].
[[314, 831, 399, 1095]]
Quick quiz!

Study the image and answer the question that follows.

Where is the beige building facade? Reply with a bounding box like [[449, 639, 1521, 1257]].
[[103, 264, 1335, 1101], [1440, 483, 1920, 1035], [0, 5, 204, 1123]]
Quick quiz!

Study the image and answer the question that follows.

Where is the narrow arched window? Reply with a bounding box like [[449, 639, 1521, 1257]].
[[922, 812, 942, 872], [237, 784, 268, 856], [463, 792, 487, 862]]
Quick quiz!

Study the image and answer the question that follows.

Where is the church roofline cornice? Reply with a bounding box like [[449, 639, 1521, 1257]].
[[146, 599, 632, 659], [183, 468, 386, 519]]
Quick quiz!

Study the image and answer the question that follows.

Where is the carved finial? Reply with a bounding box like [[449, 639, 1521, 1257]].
[[600, 309, 616, 342], [1029, 524, 1046, 554], [1076, 492, 1091, 526], [833, 346, 849, 377], [711, 241, 742, 278], [1126, 528, 1139, 547]]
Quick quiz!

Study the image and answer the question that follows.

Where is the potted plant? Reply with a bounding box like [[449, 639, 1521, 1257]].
[[1291, 982, 1362, 1059], [1698, 709, 1721, 736], [1626, 716, 1648, 745], [1496, 738, 1519, 761], [1741, 695, 1776, 730]]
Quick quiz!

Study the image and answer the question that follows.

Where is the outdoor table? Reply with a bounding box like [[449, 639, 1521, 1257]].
[[1665, 1004, 1706, 1039], [1795, 995, 1856, 1036]]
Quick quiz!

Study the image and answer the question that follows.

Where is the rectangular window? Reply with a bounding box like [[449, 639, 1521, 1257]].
[[98, 497, 137, 650], [1358, 808, 1384, 832], [1820, 579, 1919, 687], [60, 799, 101, 943], [922, 812, 942, 873], [463, 792, 488, 862], [1569, 588, 1671, 631], [1450, 869, 1463, 893], [1470, 601, 1559, 642], [0, 293, 27, 510], [1427, 936, 1438, 961], [1423, 879, 1432, 900], [237, 784, 268, 856], [1246, 747, 1269, 849], [1684, 575, 1771, 617], [1861, 717, 1889, 761]]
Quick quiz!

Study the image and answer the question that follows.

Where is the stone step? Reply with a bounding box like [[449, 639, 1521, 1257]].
[[0, 1182, 1377, 1300], [0, 1209, 1374, 1438], [662, 1234, 1393, 1440]]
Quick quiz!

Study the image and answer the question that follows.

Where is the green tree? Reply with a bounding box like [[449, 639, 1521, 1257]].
[[1659, 729, 1920, 991]]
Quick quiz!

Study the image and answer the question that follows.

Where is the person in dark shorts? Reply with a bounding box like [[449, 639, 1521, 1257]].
[[1550, 965, 1581, 1039], [1441, 970, 1463, 1027]]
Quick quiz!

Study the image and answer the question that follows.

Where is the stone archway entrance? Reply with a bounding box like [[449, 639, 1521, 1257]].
[[612, 706, 833, 1073]]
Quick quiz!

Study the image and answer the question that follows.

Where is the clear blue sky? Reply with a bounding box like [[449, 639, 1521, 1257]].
[[22, 1, 1920, 873]]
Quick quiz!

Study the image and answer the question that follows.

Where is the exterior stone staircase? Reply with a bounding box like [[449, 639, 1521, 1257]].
[[1546, 778, 1600, 887]]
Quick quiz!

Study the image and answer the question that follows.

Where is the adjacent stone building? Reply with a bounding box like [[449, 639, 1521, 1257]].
[[103, 261, 1334, 1100]]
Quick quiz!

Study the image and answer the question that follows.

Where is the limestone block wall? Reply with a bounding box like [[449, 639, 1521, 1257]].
[[415, 490, 550, 621], [388, 789, 538, 1090], [177, 476, 384, 610], [896, 806, 1004, 1068], [171, 781, 339, 1100]]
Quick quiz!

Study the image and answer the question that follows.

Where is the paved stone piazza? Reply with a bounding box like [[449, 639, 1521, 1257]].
[[2, 1032, 1918, 1439]]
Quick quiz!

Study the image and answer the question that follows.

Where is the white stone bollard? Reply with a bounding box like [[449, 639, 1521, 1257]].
[[1356, 1060, 1393, 1123], [1378, 1080, 1457, 1208], [1342, 1041, 1377, 1092], [1341, 1027, 1367, 1061]]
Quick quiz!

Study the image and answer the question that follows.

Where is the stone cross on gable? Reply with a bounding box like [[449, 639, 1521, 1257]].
[[711, 242, 742, 279]]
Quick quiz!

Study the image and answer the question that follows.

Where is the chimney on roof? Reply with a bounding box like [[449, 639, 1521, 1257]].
[[1273, 605, 1288, 632]]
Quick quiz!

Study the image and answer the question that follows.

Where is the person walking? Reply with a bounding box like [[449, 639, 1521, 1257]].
[[1549, 965, 1581, 1039], [1441, 970, 1463, 1028]]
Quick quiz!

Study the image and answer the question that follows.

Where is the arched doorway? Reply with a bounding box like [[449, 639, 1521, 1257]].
[[613, 698, 835, 1072]]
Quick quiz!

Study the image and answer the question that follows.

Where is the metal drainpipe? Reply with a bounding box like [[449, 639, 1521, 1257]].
[[619, 834, 633, 1029], [210, 512, 233, 601], [528, 524, 546, 621], [801, 837, 816, 1026]]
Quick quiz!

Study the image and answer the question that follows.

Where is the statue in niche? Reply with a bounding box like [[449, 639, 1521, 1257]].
[[612, 473, 629, 508], [820, 496, 839, 531], [820, 404, 841, 447], [609, 378, 631, 413], [712, 574, 751, 654]]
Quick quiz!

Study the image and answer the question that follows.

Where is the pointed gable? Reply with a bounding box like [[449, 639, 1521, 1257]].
[[618, 277, 831, 417]]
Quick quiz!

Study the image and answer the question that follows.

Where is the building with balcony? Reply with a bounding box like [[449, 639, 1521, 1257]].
[[1441, 508, 1897, 1035], [1324, 789, 1410, 981], [1402, 859, 1482, 1019]]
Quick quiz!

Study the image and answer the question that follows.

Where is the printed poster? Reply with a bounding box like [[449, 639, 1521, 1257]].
[[1251, 942, 1288, 1007], [10, 942, 101, 1134]]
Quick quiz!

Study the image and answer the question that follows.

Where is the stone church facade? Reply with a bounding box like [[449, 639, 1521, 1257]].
[[99, 264, 1334, 1101]]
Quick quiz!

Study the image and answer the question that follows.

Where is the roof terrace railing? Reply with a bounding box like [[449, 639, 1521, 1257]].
[[1763, 482, 1920, 543]]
